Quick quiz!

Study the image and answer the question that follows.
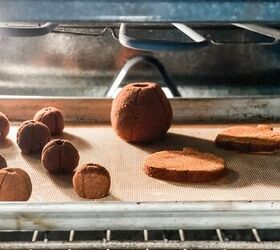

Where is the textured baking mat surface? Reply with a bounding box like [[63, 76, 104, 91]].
[[1, 124, 280, 202]]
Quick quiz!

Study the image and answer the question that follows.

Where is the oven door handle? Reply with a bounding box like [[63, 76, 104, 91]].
[[0, 22, 57, 37], [118, 23, 208, 51]]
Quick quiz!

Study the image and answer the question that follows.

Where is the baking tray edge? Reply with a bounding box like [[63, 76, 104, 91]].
[[1, 201, 280, 230]]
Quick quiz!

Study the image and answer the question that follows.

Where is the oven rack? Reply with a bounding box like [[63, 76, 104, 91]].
[[0, 23, 279, 51], [1, 228, 280, 249], [0, 202, 280, 249]]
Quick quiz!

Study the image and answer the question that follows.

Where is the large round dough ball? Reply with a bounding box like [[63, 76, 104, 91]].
[[111, 82, 172, 143]]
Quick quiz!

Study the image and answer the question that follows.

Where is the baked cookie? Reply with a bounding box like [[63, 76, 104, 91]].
[[0, 112, 10, 141], [34, 107, 64, 135], [17, 120, 50, 154], [42, 139, 80, 174], [215, 125, 280, 153], [73, 163, 111, 199], [0, 153, 7, 169], [144, 148, 225, 182], [0, 168, 32, 201]]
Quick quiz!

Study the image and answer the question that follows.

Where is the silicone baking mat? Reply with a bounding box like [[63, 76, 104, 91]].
[[1, 124, 280, 202]]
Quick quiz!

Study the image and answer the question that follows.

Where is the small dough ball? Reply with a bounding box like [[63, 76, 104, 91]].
[[0, 112, 10, 141], [111, 82, 173, 143], [42, 139, 79, 174], [34, 107, 64, 135], [17, 120, 51, 154], [0, 168, 32, 201], [73, 163, 111, 199], [0, 154, 7, 169]]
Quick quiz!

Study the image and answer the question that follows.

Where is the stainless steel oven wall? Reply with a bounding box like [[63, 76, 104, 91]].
[[0, 24, 279, 97]]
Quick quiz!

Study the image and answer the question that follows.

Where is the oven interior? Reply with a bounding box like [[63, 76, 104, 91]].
[[1, 2, 280, 249], [1, 23, 279, 99]]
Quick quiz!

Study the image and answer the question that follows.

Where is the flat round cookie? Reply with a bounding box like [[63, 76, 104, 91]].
[[215, 125, 280, 153], [143, 148, 225, 182]]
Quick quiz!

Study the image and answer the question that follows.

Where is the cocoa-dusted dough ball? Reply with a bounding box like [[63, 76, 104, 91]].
[[0, 154, 7, 169], [73, 163, 111, 199], [111, 82, 173, 143], [34, 107, 64, 135], [0, 168, 32, 201], [42, 139, 79, 174], [17, 120, 51, 154], [0, 112, 10, 141]]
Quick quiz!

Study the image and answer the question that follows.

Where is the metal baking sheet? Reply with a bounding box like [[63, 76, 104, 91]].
[[1, 123, 280, 202]]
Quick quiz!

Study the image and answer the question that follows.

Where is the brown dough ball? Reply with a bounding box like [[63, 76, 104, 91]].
[[0, 154, 7, 169], [0, 168, 32, 201], [17, 120, 51, 154], [111, 82, 172, 143], [34, 107, 64, 135], [42, 139, 80, 174], [73, 163, 111, 199], [0, 112, 10, 141]]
